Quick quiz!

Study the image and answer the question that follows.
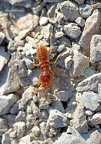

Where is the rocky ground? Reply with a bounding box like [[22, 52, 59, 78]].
[[0, 0, 101, 144]]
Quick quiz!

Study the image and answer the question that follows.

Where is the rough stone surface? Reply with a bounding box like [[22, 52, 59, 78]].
[[0, 94, 18, 115], [69, 50, 89, 77], [90, 112, 101, 125], [60, 1, 80, 21], [75, 17, 85, 27], [0, 46, 10, 71], [79, 9, 101, 55], [0, 68, 20, 95], [71, 103, 88, 133], [64, 23, 81, 39], [81, 91, 99, 111], [0, 32, 5, 44], [54, 127, 86, 144], [79, 4, 93, 18], [90, 34, 101, 63], [74, 0, 85, 4], [77, 73, 101, 92], [47, 109, 68, 128], [0, 118, 8, 136]]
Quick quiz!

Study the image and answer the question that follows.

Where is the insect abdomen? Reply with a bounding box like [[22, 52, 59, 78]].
[[36, 45, 49, 63]]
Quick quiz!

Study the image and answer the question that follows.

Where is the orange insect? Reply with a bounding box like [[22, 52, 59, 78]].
[[36, 44, 52, 88], [34, 34, 60, 89]]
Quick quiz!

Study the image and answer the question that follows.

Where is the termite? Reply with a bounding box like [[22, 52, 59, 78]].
[[34, 33, 60, 89]]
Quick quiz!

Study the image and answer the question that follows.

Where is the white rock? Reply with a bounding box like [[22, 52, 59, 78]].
[[13, 122, 25, 138], [47, 109, 68, 128], [69, 50, 89, 77], [0, 94, 18, 115], [60, 1, 79, 21], [81, 91, 99, 111], [41, 23, 53, 39], [0, 46, 10, 71], [79, 4, 93, 18], [65, 56, 73, 69], [19, 135, 30, 144], [0, 68, 20, 95], [0, 118, 8, 136], [54, 127, 86, 144], [79, 9, 100, 56], [0, 32, 5, 44], [75, 17, 85, 27], [31, 126, 40, 137], [77, 73, 101, 92], [90, 34, 101, 63], [91, 112, 101, 125], [64, 23, 81, 39], [39, 17, 48, 25], [71, 103, 88, 133]]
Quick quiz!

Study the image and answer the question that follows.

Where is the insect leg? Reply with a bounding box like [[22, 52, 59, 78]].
[[49, 32, 53, 55], [49, 54, 61, 64]]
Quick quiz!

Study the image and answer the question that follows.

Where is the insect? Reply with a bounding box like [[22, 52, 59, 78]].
[[34, 34, 60, 89]]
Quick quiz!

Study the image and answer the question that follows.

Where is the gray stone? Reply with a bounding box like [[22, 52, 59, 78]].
[[74, 0, 85, 4], [3, 0, 26, 5], [24, 58, 34, 69], [43, 0, 58, 2], [3, 115, 16, 128], [2, 130, 11, 144], [56, 12, 64, 24], [0, 46, 10, 71], [60, 1, 79, 21], [75, 17, 85, 27], [90, 34, 101, 63], [14, 29, 29, 41], [10, 102, 18, 114], [77, 73, 101, 92], [47, 109, 68, 128], [90, 112, 101, 125], [69, 50, 89, 77], [85, 110, 93, 116], [21, 86, 34, 106], [64, 23, 81, 39], [84, 67, 95, 78], [51, 100, 65, 113], [0, 68, 20, 95], [57, 90, 69, 102], [54, 127, 86, 144], [0, 94, 18, 115], [13, 122, 25, 138], [41, 23, 53, 39], [0, 118, 8, 136], [86, 130, 101, 144], [98, 83, 101, 101], [79, 9, 100, 56], [26, 36, 37, 48], [71, 103, 88, 133], [55, 32, 64, 39], [40, 122, 47, 139], [59, 36, 72, 48], [47, 5, 56, 18], [79, 4, 93, 18], [57, 45, 65, 52], [26, 101, 41, 118], [9, 25, 20, 39], [81, 91, 99, 111], [16, 111, 26, 122], [19, 135, 30, 144], [16, 13, 39, 31], [8, 40, 24, 52], [0, 32, 5, 44], [65, 56, 73, 70], [31, 126, 40, 137]]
